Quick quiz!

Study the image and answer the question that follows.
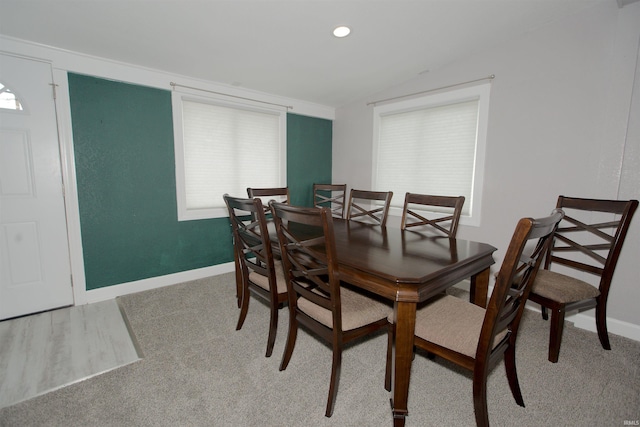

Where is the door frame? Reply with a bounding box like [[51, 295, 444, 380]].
[[52, 68, 87, 306]]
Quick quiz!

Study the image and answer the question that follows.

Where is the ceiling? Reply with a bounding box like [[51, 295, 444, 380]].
[[0, 0, 614, 108]]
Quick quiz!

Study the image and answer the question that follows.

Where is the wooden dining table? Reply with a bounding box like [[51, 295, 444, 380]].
[[326, 218, 497, 426]]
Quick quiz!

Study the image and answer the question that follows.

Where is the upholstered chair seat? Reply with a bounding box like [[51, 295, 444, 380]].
[[531, 270, 600, 303], [393, 295, 508, 358], [249, 260, 288, 294], [298, 286, 392, 331]]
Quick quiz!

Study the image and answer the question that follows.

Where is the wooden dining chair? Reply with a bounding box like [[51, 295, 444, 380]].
[[313, 183, 347, 219], [385, 209, 564, 427], [528, 196, 638, 363], [270, 201, 392, 417], [346, 189, 393, 227], [401, 193, 465, 237], [247, 187, 290, 217], [223, 194, 288, 357]]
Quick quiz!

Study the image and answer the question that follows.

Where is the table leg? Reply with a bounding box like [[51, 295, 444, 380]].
[[391, 300, 416, 427], [469, 267, 490, 307]]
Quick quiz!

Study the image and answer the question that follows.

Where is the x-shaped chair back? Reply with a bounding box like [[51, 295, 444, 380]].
[[346, 189, 393, 226], [313, 183, 347, 219], [401, 193, 465, 237], [247, 187, 290, 219]]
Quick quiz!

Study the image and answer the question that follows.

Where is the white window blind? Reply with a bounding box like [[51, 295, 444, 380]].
[[173, 93, 285, 220], [373, 83, 490, 225]]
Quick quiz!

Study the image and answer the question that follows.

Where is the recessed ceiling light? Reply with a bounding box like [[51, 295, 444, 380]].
[[333, 26, 351, 38]]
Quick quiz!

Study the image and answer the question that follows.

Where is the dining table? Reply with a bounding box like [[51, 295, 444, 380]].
[[322, 217, 497, 426]]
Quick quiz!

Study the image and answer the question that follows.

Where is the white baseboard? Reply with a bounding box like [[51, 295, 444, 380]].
[[524, 305, 640, 343], [569, 312, 640, 343], [84, 262, 235, 304], [524, 301, 640, 343]]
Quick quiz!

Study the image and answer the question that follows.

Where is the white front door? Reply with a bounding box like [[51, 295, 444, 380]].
[[0, 53, 74, 320]]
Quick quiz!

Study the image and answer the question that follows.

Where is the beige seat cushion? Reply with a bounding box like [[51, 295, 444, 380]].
[[389, 295, 506, 358], [248, 260, 288, 294], [531, 269, 600, 303], [298, 286, 392, 331]]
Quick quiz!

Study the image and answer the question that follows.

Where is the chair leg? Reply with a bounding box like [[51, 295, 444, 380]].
[[472, 371, 490, 427], [541, 306, 548, 320], [236, 288, 250, 331], [279, 313, 298, 371], [265, 305, 278, 358], [325, 347, 343, 417], [548, 307, 566, 363], [595, 300, 611, 350], [503, 345, 524, 407], [384, 324, 394, 392]]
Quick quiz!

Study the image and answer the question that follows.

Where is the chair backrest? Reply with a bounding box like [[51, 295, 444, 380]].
[[269, 202, 342, 328], [247, 187, 290, 218], [401, 193, 465, 236], [545, 196, 638, 297], [346, 189, 393, 226], [223, 194, 278, 297], [477, 209, 564, 365], [313, 183, 347, 219]]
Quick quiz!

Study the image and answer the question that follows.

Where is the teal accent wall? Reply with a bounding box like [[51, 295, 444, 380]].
[[67, 74, 332, 290], [287, 113, 333, 207]]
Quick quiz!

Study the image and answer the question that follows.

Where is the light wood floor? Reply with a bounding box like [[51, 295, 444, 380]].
[[0, 299, 140, 408]]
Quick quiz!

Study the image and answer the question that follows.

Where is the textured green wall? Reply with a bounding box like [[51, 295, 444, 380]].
[[287, 113, 333, 207], [68, 73, 331, 290]]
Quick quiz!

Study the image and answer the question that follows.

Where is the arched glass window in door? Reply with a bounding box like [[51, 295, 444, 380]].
[[0, 82, 24, 110]]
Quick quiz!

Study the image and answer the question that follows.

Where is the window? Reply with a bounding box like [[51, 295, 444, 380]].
[[0, 82, 24, 110], [373, 83, 490, 226], [172, 92, 286, 220]]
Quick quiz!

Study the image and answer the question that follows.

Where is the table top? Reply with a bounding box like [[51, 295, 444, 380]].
[[329, 219, 496, 301], [332, 219, 494, 280], [272, 217, 497, 302]]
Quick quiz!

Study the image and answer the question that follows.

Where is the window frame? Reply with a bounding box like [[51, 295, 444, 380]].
[[172, 90, 287, 221], [372, 83, 491, 227]]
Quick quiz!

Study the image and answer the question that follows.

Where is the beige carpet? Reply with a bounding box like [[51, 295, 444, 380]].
[[0, 273, 638, 426]]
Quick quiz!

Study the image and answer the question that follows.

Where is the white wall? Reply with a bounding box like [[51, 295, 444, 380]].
[[333, 1, 640, 340], [612, 31, 640, 334]]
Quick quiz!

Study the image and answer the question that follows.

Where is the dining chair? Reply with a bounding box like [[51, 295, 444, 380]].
[[270, 201, 392, 417], [346, 189, 393, 227], [385, 209, 564, 427], [401, 193, 465, 237], [223, 194, 288, 357], [528, 196, 638, 363], [313, 183, 347, 219], [247, 187, 290, 217]]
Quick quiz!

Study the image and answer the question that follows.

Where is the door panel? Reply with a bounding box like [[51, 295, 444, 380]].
[[0, 53, 73, 319]]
